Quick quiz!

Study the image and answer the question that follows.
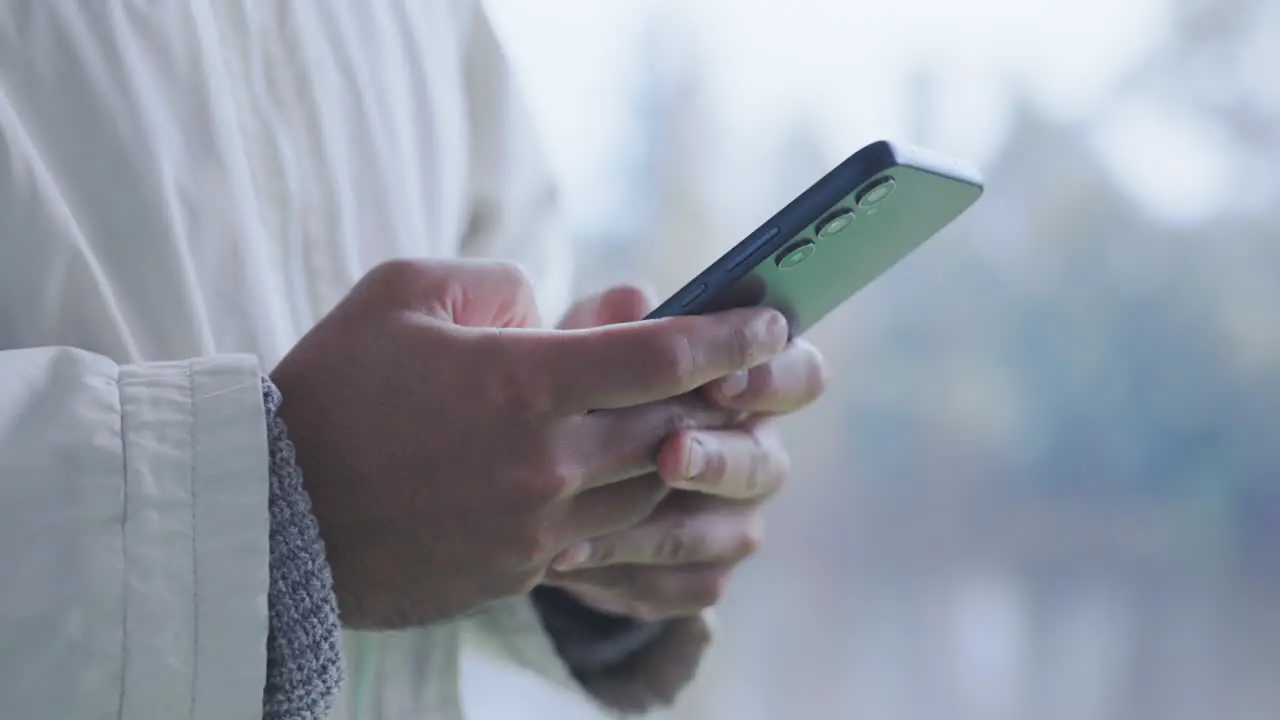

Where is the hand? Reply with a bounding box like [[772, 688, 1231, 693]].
[[269, 260, 789, 629], [541, 286, 826, 621]]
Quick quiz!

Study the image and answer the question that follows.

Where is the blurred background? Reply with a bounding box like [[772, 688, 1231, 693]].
[[463, 0, 1280, 718]]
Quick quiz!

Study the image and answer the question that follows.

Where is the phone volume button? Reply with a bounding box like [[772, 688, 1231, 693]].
[[726, 226, 780, 271], [679, 283, 708, 307]]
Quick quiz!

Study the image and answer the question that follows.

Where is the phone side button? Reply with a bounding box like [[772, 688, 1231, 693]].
[[726, 226, 781, 271], [678, 283, 708, 307]]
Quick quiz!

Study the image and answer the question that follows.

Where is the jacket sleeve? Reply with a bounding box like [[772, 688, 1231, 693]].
[[456, 6, 712, 714], [0, 346, 272, 720]]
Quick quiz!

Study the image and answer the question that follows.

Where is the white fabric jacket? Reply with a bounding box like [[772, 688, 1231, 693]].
[[0, 2, 582, 718]]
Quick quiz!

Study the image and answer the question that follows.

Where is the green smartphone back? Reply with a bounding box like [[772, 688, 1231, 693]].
[[647, 141, 984, 336]]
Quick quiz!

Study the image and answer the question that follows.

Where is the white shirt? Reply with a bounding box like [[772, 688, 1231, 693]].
[[0, 2, 578, 718]]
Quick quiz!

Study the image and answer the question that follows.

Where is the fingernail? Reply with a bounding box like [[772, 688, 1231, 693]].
[[684, 436, 708, 479], [751, 311, 788, 355], [719, 370, 749, 399], [554, 543, 591, 570]]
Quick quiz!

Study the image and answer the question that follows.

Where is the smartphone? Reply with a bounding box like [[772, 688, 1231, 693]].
[[645, 140, 984, 336]]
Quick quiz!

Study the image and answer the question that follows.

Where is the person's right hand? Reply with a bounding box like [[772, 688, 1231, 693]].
[[269, 259, 788, 629]]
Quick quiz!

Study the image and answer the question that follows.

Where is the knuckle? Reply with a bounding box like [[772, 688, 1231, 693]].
[[740, 444, 768, 496], [614, 478, 671, 531], [774, 446, 793, 488], [490, 260, 536, 296], [369, 257, 427, 284], [515, 473, 559, 509], [602, 284, 654, 318], [507, 522, 557, 565], [538, 461, 579, 502], [701, 445, 729, 488], [748, 432, 788, 497], [654, 529, 690, 564], [727, 321, 755, 369], [655, 523, 701, 563], [808, 349, 829, 398], [530, 527, 560, 560], [653, 331, 699, 389], [364, 258, 433, 301], [692, 571, 729, 608], [655, 402, 699, 439], [765, 437, 792, 492], [739, 517, 765, 558], [749, 359, 775, 396], [517, 448, 580, 504]]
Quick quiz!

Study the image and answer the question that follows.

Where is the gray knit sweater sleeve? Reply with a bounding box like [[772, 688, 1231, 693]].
[[261, 377, 345, 720]]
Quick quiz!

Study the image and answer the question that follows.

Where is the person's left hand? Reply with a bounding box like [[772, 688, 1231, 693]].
[[543, 284, 826, 621]]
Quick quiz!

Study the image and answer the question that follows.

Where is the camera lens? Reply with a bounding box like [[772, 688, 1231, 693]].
[[775, 239, 815, 270], [816, 208, 855, 239], [856, 176, 896, 208]]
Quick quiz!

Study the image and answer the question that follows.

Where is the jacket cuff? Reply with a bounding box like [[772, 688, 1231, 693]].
[[115, 355, 271, 717], [530, 587, 711, 715]]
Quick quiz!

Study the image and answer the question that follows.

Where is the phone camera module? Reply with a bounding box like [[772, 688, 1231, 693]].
[[816, 207, 855, 239], [775, 239, 815, 270], [856, 176, 896, 209]]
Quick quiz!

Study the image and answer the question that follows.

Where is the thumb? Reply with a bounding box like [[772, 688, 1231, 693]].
[[558, 283, 657, 330]]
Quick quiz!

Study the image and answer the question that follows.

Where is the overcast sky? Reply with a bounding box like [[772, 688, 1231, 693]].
[[485, 0, 1240, 227]]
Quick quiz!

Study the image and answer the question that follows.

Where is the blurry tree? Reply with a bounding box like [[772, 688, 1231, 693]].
[[564, 0, 1280, 717]]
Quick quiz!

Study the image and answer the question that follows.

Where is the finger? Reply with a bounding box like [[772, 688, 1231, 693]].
[[655, 425, 790, 500], [557, 284, 656, 329], [527, 307, 790, 413], [703, 338, 827, 414], [567, 397, 745, 490], [546, 564, 734, 620], [557, 473, 671, 546], [553, 496, 762, 570]]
